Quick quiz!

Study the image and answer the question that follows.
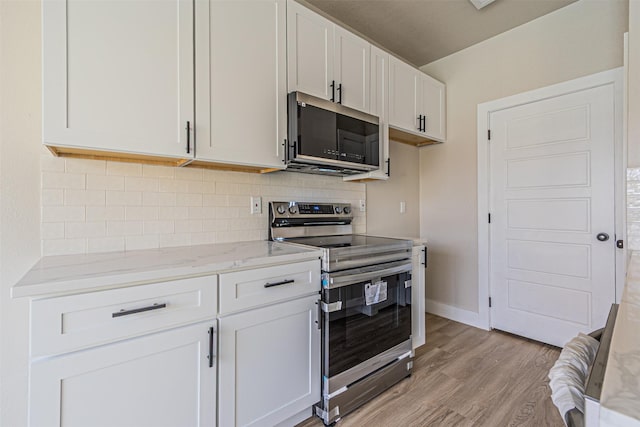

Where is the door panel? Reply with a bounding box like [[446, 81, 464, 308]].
[[196, 0, 285, 168], [334, 27, 370, 112], [388, 57, 419, 133], [43, 0, 193, 158], [287, 0, 334, 100], [490, 84, 616, 347]]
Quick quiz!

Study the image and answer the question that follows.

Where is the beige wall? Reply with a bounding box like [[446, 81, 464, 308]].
[[420, 0, 628, 313], [1, 1, 42, 425], [629, 0, 640, 166], [366, 141, 420, 238]]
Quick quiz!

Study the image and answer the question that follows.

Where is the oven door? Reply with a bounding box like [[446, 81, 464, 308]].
[[321, 260, 412, 390]]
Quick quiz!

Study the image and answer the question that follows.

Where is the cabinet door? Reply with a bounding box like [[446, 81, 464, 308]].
[[344, 45, 388, 182], [388, 56, 420, 134], [411, 245, 426, 350], [420, 74, 447, 142], [195, 0, 286, 169], [334, 27, 370, 112], [42, 0, 194, 158], [218, 295, 320, 427], [30, 322, 216, 427], [287, 0, 335, 100]]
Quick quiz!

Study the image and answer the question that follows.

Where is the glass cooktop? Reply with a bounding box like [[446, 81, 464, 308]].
[[285, 234, 411, 250]]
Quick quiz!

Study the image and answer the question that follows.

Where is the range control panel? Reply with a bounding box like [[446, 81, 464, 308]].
[[270, 201, 352, 218]]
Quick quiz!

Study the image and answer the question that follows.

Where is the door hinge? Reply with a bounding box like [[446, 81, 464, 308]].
[[488, 213, 491, 224], [488, 129, 491, 140], [489, 297, 492, 308]]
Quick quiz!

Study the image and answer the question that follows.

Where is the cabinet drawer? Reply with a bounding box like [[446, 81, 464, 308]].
[[219, 259, 320, 314], [31, 276, 217, 358]]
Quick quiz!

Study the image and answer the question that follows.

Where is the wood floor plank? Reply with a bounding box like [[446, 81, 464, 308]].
[[297, 314, 565, 427]]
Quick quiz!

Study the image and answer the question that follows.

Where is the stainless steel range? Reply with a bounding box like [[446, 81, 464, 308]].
[[269, 201, 414, 426]]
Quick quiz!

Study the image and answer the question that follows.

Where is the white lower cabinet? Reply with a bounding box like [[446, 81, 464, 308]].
[[412, 245, 426, 350], [218, 294, 321, 427], [29, 321, 217, 427]]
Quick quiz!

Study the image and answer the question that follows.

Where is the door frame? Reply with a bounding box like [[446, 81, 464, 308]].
[[477, 68, 626, 330]]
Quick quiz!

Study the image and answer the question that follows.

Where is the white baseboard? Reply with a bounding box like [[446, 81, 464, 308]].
[[425, 298, 489, 330]]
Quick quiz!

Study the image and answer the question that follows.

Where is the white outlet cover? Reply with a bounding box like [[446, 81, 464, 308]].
[[250, 196, 262, 214], [359, 200, 366, 212]]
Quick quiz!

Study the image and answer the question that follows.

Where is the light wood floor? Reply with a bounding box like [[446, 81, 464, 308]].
[[298, 314, 564, 427]]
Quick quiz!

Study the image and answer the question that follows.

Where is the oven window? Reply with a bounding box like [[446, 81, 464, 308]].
[[324, 271, 411, 378]]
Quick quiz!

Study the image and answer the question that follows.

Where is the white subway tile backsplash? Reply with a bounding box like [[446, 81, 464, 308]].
[[88, 237, 125, 253], [43, 206, 85, 222], [66, 158, 106, 175], [175, 167, 203, 181], [64, 189, 105, 206], [41, 222, 65, 239], [42, 172, 85, 190], [142, 164, 175, 179], [41, 154, 66, 172], [143, 220, 175, 234], [107, 221, 143, 236], [42, 239, 87, 256], [41, 159, 366, 256], [65, 221, 106, 239], [176, 193, 203, 207], [191, 232, 216, 246], [106, 162, 142, 177], [158, 206, 189, 220], [42, 189, 64, 206], [125, 234, 160, 251], [86, 206, 125, 221], [159, 233, 192, 248], [175, 219, 203, 233], [106, 191, 142, 206], [43, 238, 86, 256], [87, 174, 125, 191], [125, 176, 159, 192], [126, 206, 159, 221]]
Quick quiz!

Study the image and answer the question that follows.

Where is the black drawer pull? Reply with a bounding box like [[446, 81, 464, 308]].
[[264, 279, 295, 288], [112, 303, 167, 318]]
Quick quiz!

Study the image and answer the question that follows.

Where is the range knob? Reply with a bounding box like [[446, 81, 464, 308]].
[[343, 206, 351, 215], [288, 205, 298, 214], [334, 206, 342, 214], [276, 205, 286, 215]]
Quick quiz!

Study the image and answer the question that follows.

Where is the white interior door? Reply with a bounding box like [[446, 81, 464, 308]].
[[489, 84, 616, 347]]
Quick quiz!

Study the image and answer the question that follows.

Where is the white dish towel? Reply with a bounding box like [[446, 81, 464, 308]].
[[548, 333, 600, 424]]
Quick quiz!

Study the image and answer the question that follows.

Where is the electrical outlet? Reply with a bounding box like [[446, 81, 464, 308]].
[[400, 201, 406, 214], [250, 196, 262, 214], [359, 200, 366, 212]]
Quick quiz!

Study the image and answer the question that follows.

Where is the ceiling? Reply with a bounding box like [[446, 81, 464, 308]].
[[302, 0, 578, 67]]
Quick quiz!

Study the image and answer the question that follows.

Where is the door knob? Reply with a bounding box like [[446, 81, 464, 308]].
[[596, 233, 610, 242]]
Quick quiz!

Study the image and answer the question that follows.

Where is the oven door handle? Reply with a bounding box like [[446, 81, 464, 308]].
[[327, 261, 412, 289]]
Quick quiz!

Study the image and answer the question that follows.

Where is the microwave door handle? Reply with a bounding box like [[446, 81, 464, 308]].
[[327, 262, 412, 288]]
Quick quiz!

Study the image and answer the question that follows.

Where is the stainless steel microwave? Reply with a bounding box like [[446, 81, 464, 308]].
[[286, 92, 380, 176]]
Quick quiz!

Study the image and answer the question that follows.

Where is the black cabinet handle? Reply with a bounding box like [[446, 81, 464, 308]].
[[315, 300, 321, 330], [207, 326, 215, 368], [337, 83, 342, 104], [112, 303, 167, 318], [422, 115, 427, 133], [330, 80, 335, 102], [422, 248, 427, 267], [417, 115, 422, 131], [385, 158, 390, 177], [186, 121, 191, 154], [264, 279, 295, 288]]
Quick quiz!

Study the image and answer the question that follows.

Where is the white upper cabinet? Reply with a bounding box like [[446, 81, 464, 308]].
[[389, 57, 421, 134], [42, 0, 194, 159], [420, 74, 447, 141], [287, 0, 370, 113], [195, 0, 286, 170], [287, 0, 335, 101], [389, 56, 446, 143], [344, 45, 389, 181], [334, 27, 371, 112]]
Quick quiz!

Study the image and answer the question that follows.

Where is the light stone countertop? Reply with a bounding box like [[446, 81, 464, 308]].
[[12, 241, 323, 298], [600, 250, 640, 427]]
